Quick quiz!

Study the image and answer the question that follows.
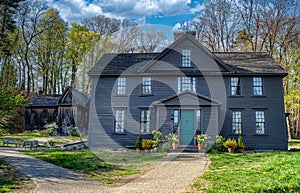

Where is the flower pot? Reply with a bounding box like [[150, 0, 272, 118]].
[[198, 144, 205, 150], [227, 147, 235, 152], [172, 143, 178, 150]]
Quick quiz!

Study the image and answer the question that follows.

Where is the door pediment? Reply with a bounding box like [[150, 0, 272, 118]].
[[153, 91, 221, 107]]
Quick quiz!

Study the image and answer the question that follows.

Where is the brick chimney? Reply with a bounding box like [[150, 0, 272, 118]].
[[174, 31, 196, 41]]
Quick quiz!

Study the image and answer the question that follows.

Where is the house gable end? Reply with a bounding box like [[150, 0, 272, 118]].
[[140, 33, 234, 73]]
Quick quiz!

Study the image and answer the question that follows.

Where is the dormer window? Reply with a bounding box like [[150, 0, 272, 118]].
[[182, 49, 191, 67]]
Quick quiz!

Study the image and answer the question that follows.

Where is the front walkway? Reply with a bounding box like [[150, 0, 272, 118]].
[[0, 150, 209, 193]]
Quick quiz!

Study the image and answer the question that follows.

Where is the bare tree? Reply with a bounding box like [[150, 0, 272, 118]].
[[16, 0, 48, 94]]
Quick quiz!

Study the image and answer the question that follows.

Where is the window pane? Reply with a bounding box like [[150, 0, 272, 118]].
[[182, 49, 191, 67], [117, 78, 126, 95], [253, 77, 263, 95], [115, 109, 125, 133], [232, 111, 242, 134], [178, 77, 196, 93], [142, 77, 152, 95], [255, 111, 265, 134], [173, 110, 179, 132], [196, 109, 201, 131], [230, 77, 240, 96], [141, 110, 150, 133]]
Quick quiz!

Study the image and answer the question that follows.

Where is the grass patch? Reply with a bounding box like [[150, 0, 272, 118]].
[[289, 139, 300, 149], [23, 149, 166, 185], [0, 159, 26, 192], [192, 151, 300, 193]]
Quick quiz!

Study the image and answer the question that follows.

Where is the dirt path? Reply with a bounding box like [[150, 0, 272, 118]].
[[0, 150, 208, 193]]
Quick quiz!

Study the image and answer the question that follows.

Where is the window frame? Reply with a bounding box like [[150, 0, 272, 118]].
[[140, 109, 150, 133], [181, 49, 191, 67], [114, 108, 126, 134], [116, 77, 126, 95], [178, 77, 196, 93], [253, 77, 263, 96], [142, 77, 152, 95], [231, 110, 242, 135], [230, 77, 241, 96], [255, 110, 266, 135]]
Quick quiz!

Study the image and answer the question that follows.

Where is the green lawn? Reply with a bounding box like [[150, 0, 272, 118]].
[[0, 132, 82, 147], [192, 151, 300, 193], [23, 150, 166, 185]]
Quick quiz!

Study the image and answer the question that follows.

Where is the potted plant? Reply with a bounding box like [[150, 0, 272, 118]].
[[223, 138, 237, 152], [166, 133, 179, 150], [196, 134, 210, 150], [237, 135, 245, 153], [142, 140, 153, 152], [135, 134, 143, 152]]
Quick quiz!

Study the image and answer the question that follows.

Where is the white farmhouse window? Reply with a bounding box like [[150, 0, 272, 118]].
[[178, 77, 196, 93], [182, 49, 191, 67], [117, 77, 126, 95]]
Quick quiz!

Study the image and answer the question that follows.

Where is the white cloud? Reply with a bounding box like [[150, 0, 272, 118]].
[[190, 3, 204, 14], [47, 0, 104, 23], [47, 0, 197, 24]]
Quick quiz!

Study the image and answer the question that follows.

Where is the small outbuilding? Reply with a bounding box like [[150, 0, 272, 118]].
[[24, 87, 89, 135]]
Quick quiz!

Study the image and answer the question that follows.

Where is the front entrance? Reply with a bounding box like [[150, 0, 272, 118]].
[[180, 110, 194, 145]]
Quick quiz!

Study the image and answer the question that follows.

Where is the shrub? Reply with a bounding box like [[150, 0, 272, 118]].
[[68, 126, 80, 137], [237, 135, 245, 149], [213, 135, 225, 152], [152, 130, 162, 148], [39, 129, 50, 136], [142, 140, 153, 149], [32, 129, 40, 134], [161, 142, 170, 152], [135, 135, 143, 148], [223, 138, 237, 148], [43, 122, 58, 136]]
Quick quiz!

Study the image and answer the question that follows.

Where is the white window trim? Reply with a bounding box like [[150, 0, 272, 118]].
[[117, 77, 126, 95], [181, 49, 191, 67], [178, 77, 196, 93]]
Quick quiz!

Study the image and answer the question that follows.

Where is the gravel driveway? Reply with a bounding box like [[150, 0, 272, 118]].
[[0, 150, 208, 193]]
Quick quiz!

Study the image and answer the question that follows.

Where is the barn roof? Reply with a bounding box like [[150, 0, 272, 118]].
[[27, 94, 61, 107], [27, 87, 89, 108]]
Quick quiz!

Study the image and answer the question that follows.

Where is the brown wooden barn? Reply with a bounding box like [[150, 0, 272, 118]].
[[24, 87, 89, 135]]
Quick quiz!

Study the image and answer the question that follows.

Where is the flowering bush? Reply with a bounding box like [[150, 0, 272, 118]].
[[43, 122, 57, 136], [196, 134, 210, 144], [166, 133, 178, 144]]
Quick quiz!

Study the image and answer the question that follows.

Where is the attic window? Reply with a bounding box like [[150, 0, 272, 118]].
[[182, 49, 191, 67]]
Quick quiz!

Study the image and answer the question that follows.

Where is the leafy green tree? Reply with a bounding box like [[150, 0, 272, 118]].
[[66, 23, 99, 88], [33, 8, 68, 94]]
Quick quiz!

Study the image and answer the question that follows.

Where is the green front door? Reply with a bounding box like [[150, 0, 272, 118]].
[[180, 110, 194, 145]]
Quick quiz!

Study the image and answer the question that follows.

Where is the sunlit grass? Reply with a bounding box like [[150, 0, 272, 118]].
[[23, 149, 166, 185], [192, 151, 300, 192]]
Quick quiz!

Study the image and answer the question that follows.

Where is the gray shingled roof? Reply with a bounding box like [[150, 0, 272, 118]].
[[27, 95, 61, 107], [215, 52, 286, 74], [88, 52, 286, 76]]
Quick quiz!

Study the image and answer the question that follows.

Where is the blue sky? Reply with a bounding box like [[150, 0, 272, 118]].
[[47, 0, 204, 28]]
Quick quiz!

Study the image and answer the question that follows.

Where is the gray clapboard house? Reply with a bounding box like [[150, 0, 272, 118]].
[[88, 32, 288, 150]]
